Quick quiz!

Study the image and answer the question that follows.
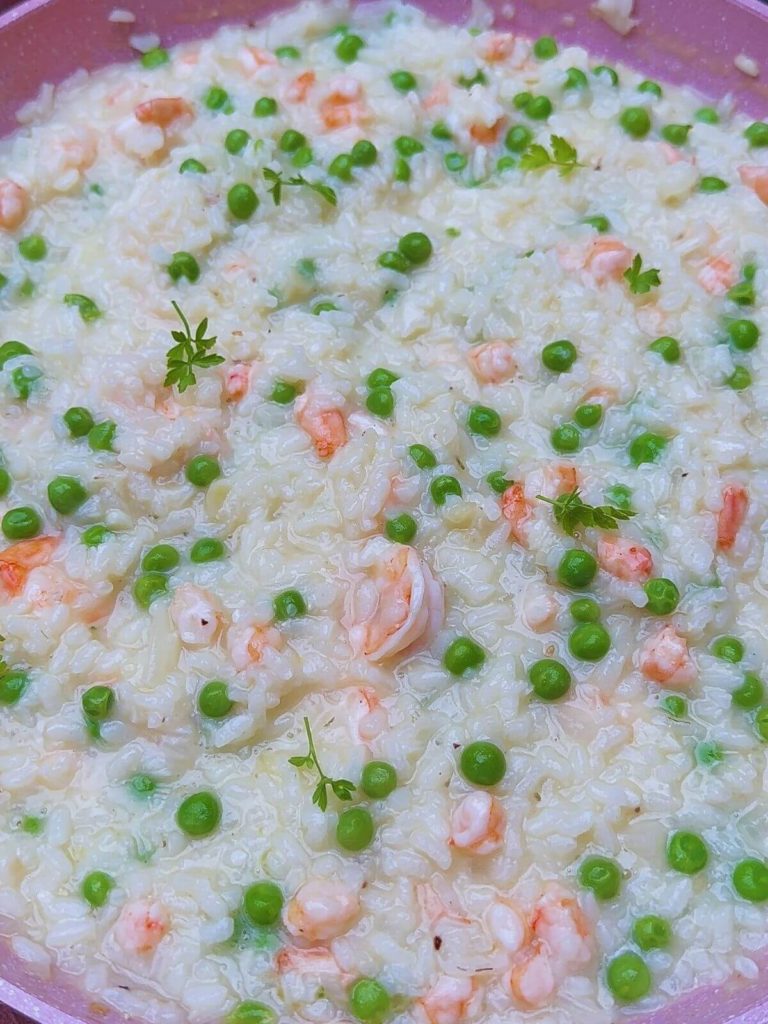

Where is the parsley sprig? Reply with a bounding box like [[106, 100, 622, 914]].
[[164, 302, 224, 393], [263, 168, 337, 207], [624, 253, 661, 295], [537, 488, 636, 536], [520, 135, 581, 176], [289, 716, 355, 811]]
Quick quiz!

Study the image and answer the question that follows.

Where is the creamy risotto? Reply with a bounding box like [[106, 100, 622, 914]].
[[1, 2, 768, 1023]]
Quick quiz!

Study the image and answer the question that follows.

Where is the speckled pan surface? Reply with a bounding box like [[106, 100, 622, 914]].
[[1, 2, 768, 1024]]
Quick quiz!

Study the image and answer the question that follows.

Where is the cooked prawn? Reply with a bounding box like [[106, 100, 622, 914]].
[[507, 944, 556, 1007], [418, 976, 479, 1024], [739, 165, 768, 206], [344, 686, 388, 744], [223, 363, 252, 402], [319, 77, 366, 131], [276, 945, 348, 980], [522, 583, 558, 632], [585, 238, 634, 283], [284, 879, 360, 942], [638, 625, 696, 686], [597, 536, 653, 582], [286, 70, 316, 103], [169, 584, 222, 646], [449, 792, 505, 856], [698, 255, 737, 296], [470, 118, 505, 145], [239, 46, 277, 75], [486, 899, 529, 955], [0, 179, 30, 231], [717, 483, 748, 551], [295, 384, 347, 459], [114, 899, 170, 954], [467, 341, 517, 383], [416, 881, 470, 928], [0, 537, 60, 601], [226, 623, 283, 670], [134, 97, 194, 127], [478, 32, 517, 63], [501, 484, 532, 546]]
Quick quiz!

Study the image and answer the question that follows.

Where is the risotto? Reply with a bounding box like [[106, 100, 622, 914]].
[[1, 1, 768, 1022]]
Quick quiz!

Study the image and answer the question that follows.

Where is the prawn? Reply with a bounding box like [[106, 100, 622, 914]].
[[284, 879, 360, 942], [295, 384, 347, 459], [501, 484, 532, 546], [0, 179, 30, 231], [717, 484, 748, 551], [467, 341, 517, 383], [486, 899, 529, 955], [470, 119, 505, 145], [286, 70, 316, 103], [319, 77, 366, 131], [418, 977, 479, 1024], [739, 165, 768, 206], [226, 623, 283, 670], [0, 537, 60, 601], [638, 625, 696, 686], [169, 584, 222, 646], [698, 255, 737, 296], [597, 536, 653, 582], [449, 792, 505, 856], [134, 97, 194, 127], [114, 899, 170, 954], [223, 363, 253, 402]]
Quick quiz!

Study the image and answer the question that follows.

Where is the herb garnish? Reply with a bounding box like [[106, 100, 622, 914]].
[[263, 168, 337, 207], [624, 253, 662, 294], [289, 716, 355, 811], [537, 488, 636, 536], [164, 301, 224, 393], [520, 135, 581, 176]]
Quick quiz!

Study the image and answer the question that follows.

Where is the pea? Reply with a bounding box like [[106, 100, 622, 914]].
[[0, 670, 29, 706], [390, 70, 417, 93], [570, 598, 600, 623], [186, 455, 221, 487], [398, 232, 432, 265], [366, 368, 399, 389], [756, 707, 768, 741], [632, 915, 670, 951], [444, 152, 468, 172], [606, 952, 651, 1003], [190, 538, 225, 563], [558, 548, 597, 589], [458, 69, 487, 89], [643, 578, 680, 615], [0, 467, 10, 498], [620, 107, 651, 138], [695, 741, 723, 768], [47, 476, 88, 515], [605, 484, 632, 510], [291, 144, 313, 166], [666, 830, 708, 874], [366, 387, 395, 418], [88, 421, 116, 452], [695, 106, 719, 124], [430, 474, 462, 506], [638, 79, 663, 98], [661, 123, 691, 145], [661, 694, 687, 719], [728, 319, 759, 351], [128, 773, 157, 798], [629, 432, 667, 466], [431, 121, 452, 141], [733, 673, 764, 709], [227, 1003, 275, 1024], [18, 234, 47, 261], [227, 183, 258, 220], [82, 685, 114, 722], [467, 405, 501, 437], [11, 364, 42, 400], [336, 33, 364, 62], [361, 761, 397, 799], [349, 978, 391, 1023], [385, 513, 416, 544], [378, 250, 410, 272], [393, 157, 411, 183], [527, 96, 553, 120], [140, 47, 169, 68], [0, 340, 32, 368], [505, 125, 533, 152], [460, 741, 506, 786], [243, 881, 283, 925], [486, 471, 512, 494], [409, 444, 437, 469], [733, 858, 768, 902], [177, 790, 222, 837], [180, 157, 208, 174], [204, 86, 230, 111], [574, 403, 602, 428], [712, 635, 744, 663], [81, 871, 114, 909], [337, 807, 374, 851], [394, 136, 424, 159], [225, 129, 250, 155], [563, 66, 588, 90], [745, 121, 768, 147], [551, 423, 581, 454], [133, 572, 169, 608], [275, 45, 300, 60], [141, 544, 180, 573], [198, 679, 233, 718], [20, 816, 43, 835], [726, 366, 752, 391], [542, 339, 577, 372], [578, 854, 621, 899], [329, 154, 354, 181], [496, 155, 516, 173], [583, 214, 610, 232], [528, 658, 571, 701], [648, 336, 680, 362], [312, 301, 338, 315], [63, 406, 94, 438], [273, 588, 307, 621], [253, 97, 277, 117], [271, 380, 299, 404], [351, 140, 378, 166], [443, 636, 485, 676], [513, 91, 532, 110], [533, 35, 558, 59], [569, 623, 611, 661], [2, 506, 41, 540], [698, 176, 728, 193], [82, 524, 111, 547]]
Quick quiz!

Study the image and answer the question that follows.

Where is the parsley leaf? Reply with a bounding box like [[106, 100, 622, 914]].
[[623, 253, 662, 295], [290, 716, 355, 812], [537, 488, 636, 536], [164, 301, 224, 393], [263, 168, 337, 207], [520, 134, 580, 176]]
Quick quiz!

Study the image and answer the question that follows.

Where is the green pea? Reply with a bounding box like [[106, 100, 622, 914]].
[[583, 214, 611, 232], [204, 86, 231, 111], [86, 420, 116, 454], [393, 157, 411, 183], [698, 176, 728, 193], [648, 336, 680, 363], [644, 578, 680, 615], [467, 404, 501, 437], [733, 858, 768, 902], [82, 685, 114, 722], [397, 232, 432, 265], [366, 387, 395, 418], [385, 513, 417, 544], [349, 978, 391, 1023], [273, 588, 307, 621], [712, 635, 744, 663], [336, 33, 364, 62], [444, 152, 468, 172], [728, 319, 759, 351], [533, 35, 558, 60], [528, 658, 571, 701], [695, 741, 723, 768], [394, 135, 424, 158], [578, 854, 621, 899], [557, 549, 597, 589], [733, 673, 764, 710], [551, 423, 581, 454], [563, 67, 588, 90], [63, 406, 94, 438], [486, 471, 512, 494], [390, 70, 417, 92], [727, 276, 756, 307], [47, 476, 88, 515], [505, 125, 533, 153], [458, 69, 487, 89], [513, 91, 532, 110], [542, 339, 577, 372], [0, 340, 32, 368], [227, 1003, 275, 1024], [337, 807, 374, 851], [180, 157, 208, 174], [141, 544, 180, 573], [570, 597, 600, 622], [2, 506, 41, 540], [629, 432, 668, 466], [197, 680, 233, 720], [168, 251, 200, 283], [275, 45, 300, 60], [128, 773, 157, 798], [351, 140, 378, 166], [695, 106, 719, 124], [638, 79, 663, 98], [312, 301, 338, 315], [18, 279, 35, 299], [361, 761, 397, 799], [661, 123, 691, 145], [726, 366, 752, 391], [253, 96, 278, 117], [18, 235, 47, 261], [186, 454, 221, 487], [227, 183, 259, 220], [329, 154, 355, 181], [745, 121, 768, 147], [443, 636, 485, 676], [82, 524, 111, 547], [140, 47, 169, 68], [756, 707, 768, 741], [0, 670, 29, 706], [666, 830, 708, 874], [620, 106, 651, 138], [133, 572, 169, 609], [496, 156, 516, 173], [661, 694, 687, 719], [460, 741, 506, 786], [409, 444, 437, 470], [378, 250, 410, 272], [606, 952, 651, 1003], [271, 380, 299, 404], [430, 474, 462, 506], [0, 467, 10, 498], [225, 129, 250, 155], [593, 65, 619, 86], [574, 403, 602, 428], [243, 881, 284, 925], [605, 484, 632, 510], [569, 623, 611, 661], [632, 914, 670, 951], [190, 538, 225, 563], [11, 364, 42, 400], [366, 368, 399, 389], [526, 96, 553, 120], [177, 790, 222, 837], [20, 816, 43, 835], [81, 871, 114, 909]]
